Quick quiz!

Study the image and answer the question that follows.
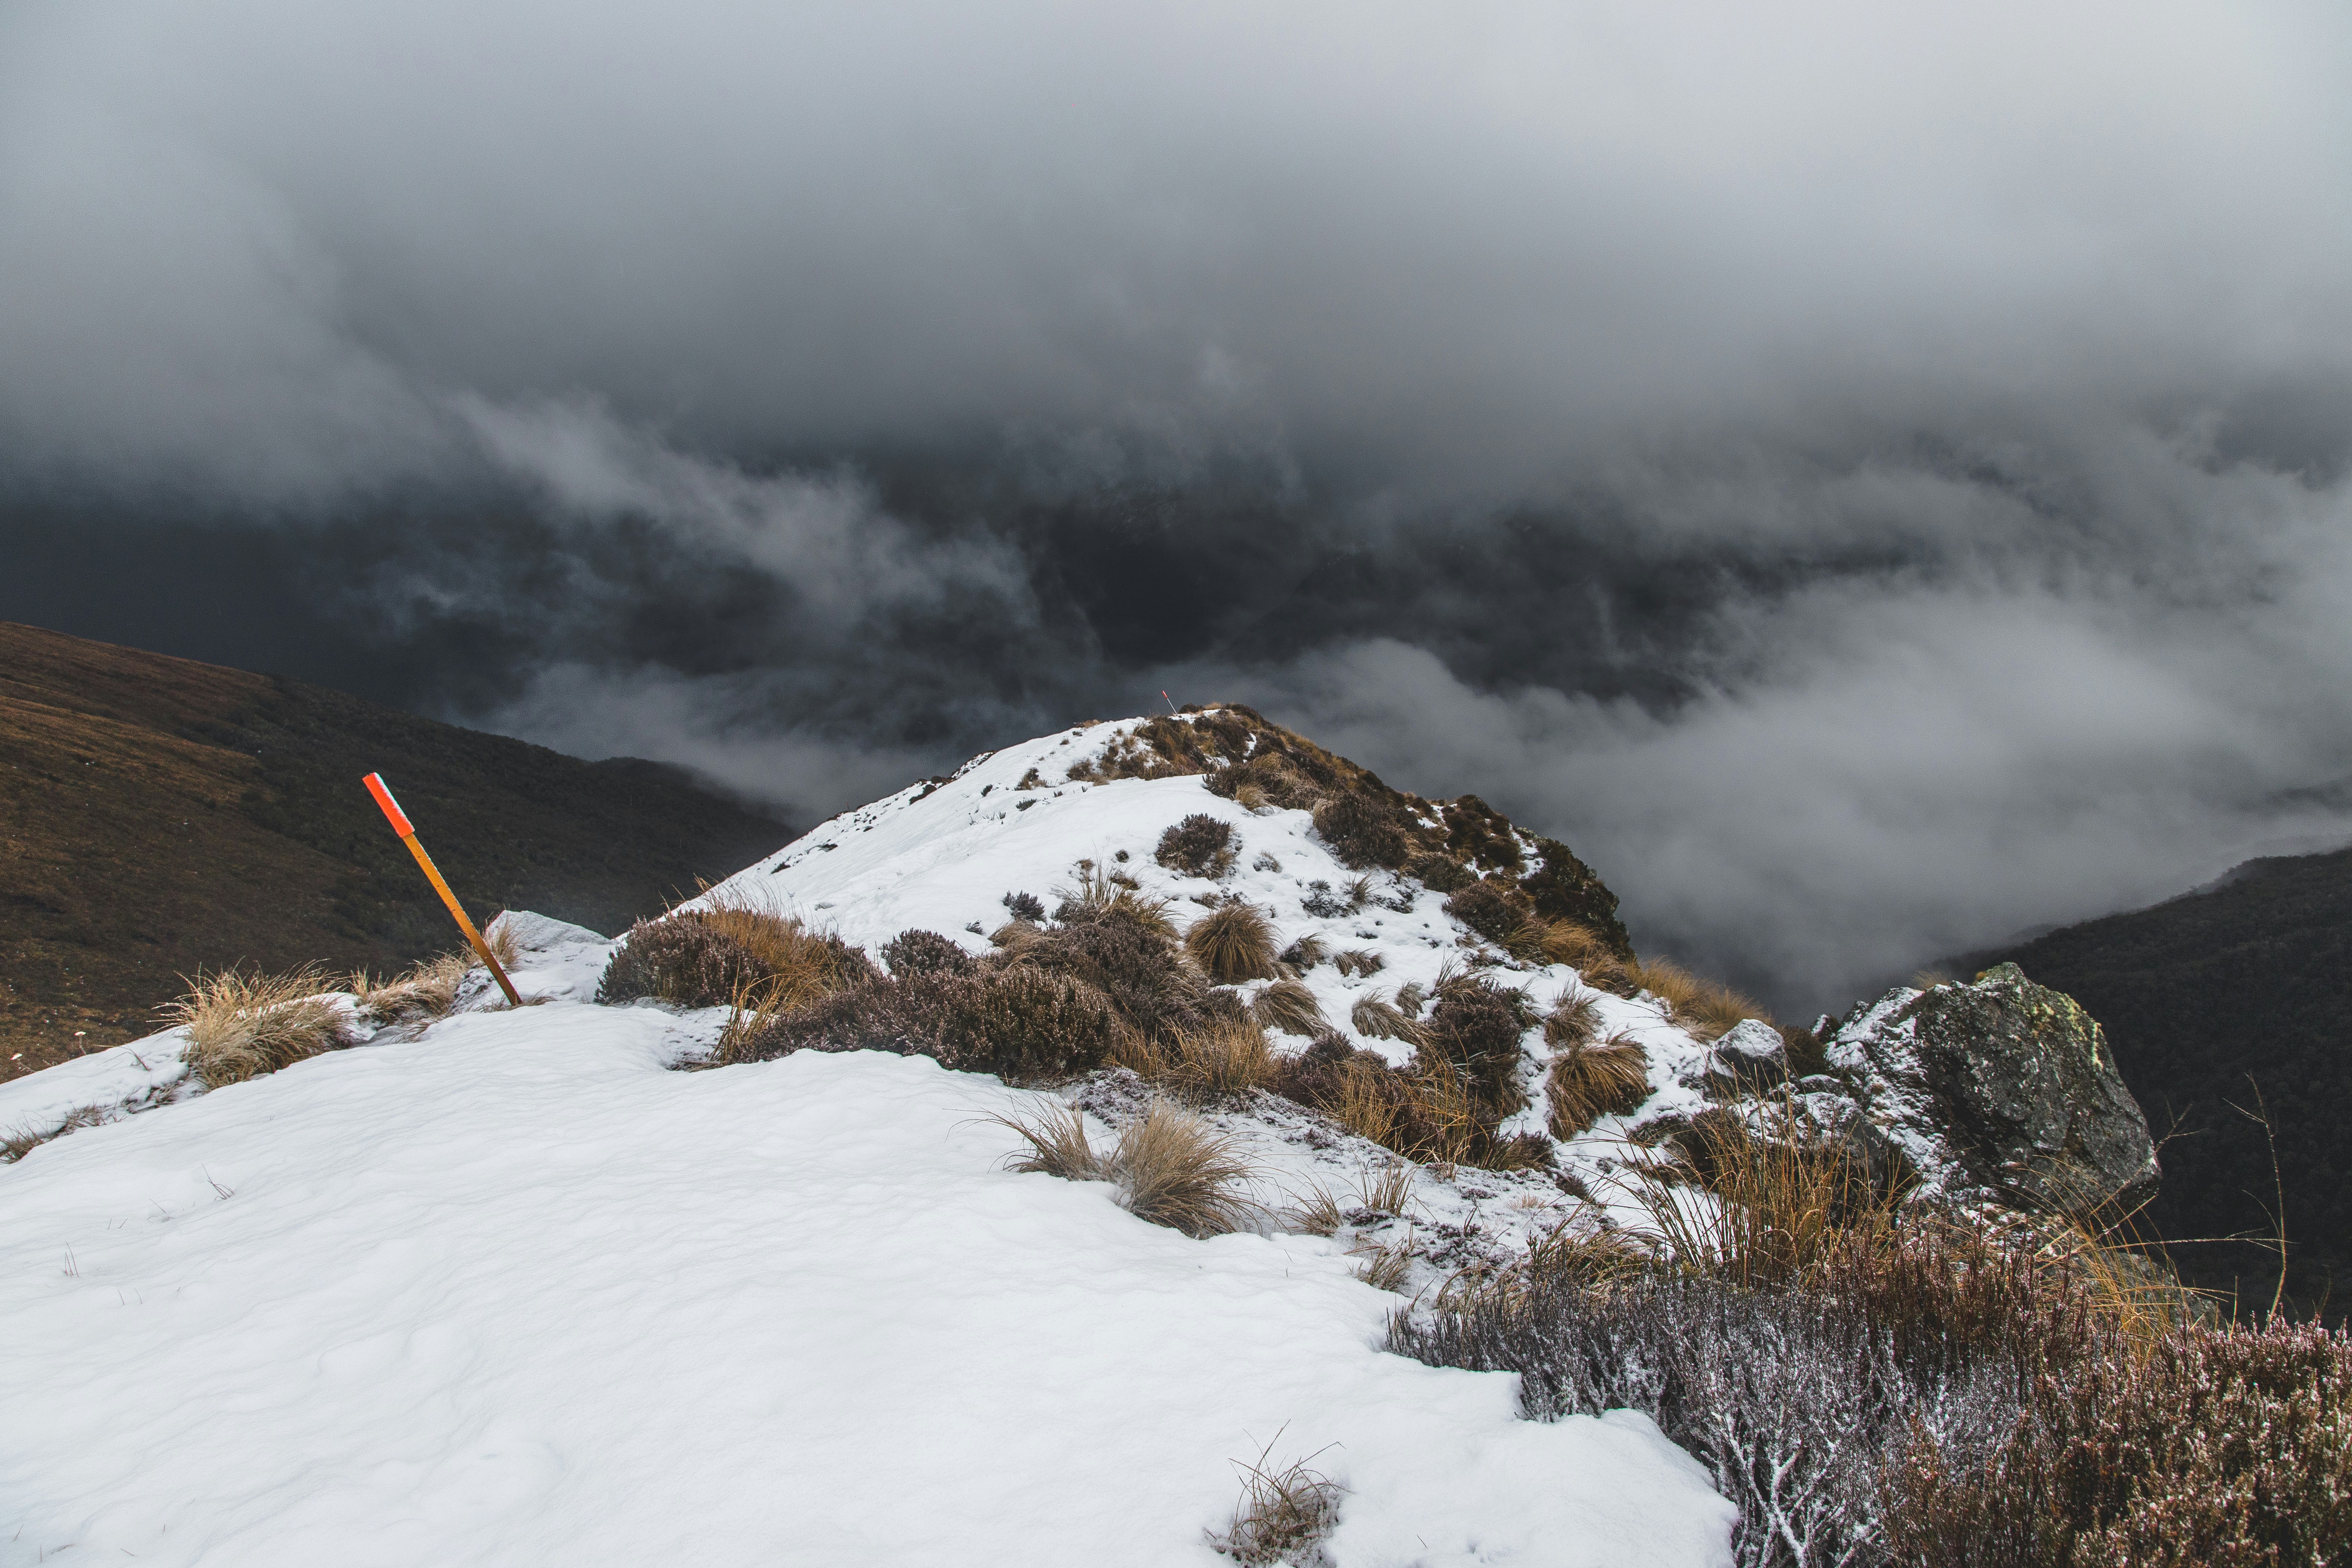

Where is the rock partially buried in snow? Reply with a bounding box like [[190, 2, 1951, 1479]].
[[1824, 963, 2158, 1217]]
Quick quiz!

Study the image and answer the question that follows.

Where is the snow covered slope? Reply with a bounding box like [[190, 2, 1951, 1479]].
[[0, 713, 1745, 1565]]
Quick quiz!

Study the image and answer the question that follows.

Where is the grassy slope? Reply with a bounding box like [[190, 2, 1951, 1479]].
[[1974, 850, 2352, 1318], [0, 622, 790, 1081]]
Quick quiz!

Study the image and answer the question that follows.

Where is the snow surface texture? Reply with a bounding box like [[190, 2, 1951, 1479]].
[[0, 718, 1746, 1563]]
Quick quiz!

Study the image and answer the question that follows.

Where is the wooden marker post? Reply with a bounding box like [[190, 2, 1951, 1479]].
[[362, 772, 523, 1006]]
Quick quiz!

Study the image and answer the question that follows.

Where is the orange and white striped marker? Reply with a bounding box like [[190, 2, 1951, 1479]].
[[363, 772, 522, 1006]]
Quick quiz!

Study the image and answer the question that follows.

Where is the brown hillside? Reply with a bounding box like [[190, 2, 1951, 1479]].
[[0, 623, 792, 1080]]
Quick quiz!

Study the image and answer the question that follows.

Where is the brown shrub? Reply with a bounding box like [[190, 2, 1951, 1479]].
[[167, 966, 358, 1087], [1443, 879, 1533, 947], [1311, 791, 1413, 870], [745, 967, 1121, 1084], [1156, 813, 1238, 878], [1882, 1316, 2352, 1566], [598, 906, 875, 1010], [1185, 903, 1282, 984], [1410, 851, 1477, 893], [1250, 978, 1327, 1037], [1012, 904, 1210, 1041], [879, 928, 978, 978], [1411, 975, 1534, 1121], [1547, 1030, 1651, 1139]]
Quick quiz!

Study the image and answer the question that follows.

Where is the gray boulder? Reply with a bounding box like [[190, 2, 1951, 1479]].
[[1822, 963, 2157, 1217]]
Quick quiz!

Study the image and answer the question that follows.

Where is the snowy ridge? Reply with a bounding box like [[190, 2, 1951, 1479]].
[[0, 716, 1749, 1565]]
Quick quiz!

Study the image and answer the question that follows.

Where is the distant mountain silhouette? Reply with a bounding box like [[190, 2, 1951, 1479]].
[[1962, 848, 2352, 1318], [1, 622, 791, 1081]]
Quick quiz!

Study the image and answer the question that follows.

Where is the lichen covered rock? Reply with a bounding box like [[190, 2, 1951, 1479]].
[[1822, 962, 2158, 1216]]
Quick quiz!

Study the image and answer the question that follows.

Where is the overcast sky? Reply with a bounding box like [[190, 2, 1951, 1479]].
[[5, 0, 2350, 1011]]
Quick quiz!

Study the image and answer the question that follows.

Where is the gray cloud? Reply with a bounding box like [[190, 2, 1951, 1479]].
[[5, 0, 2351, 1011]]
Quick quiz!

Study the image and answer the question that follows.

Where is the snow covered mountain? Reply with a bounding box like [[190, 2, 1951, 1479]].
[[0, 706, 2157, 1566]]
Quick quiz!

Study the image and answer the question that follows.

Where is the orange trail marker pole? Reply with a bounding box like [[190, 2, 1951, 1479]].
[[362, 772, 522, 1006]]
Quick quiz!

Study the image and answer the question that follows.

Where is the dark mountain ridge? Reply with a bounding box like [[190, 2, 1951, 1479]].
[[0, 621, 791, 1080]]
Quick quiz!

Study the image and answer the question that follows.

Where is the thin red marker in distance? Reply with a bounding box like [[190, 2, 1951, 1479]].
[[361, 773, 522, 1005]]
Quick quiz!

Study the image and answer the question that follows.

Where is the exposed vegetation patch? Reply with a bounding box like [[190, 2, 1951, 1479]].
[[1546, 1031, 1651, 1139], [1249, 979, 1328, 1038], [742, 965, 1122, 1084], [878, 928, 977, 978], [166, 965, 360, 1088], [1156, 814, 1238, 879], [1186, 903, 1282, 985], [1207, 1436, 1346, 1566], [596, 903, 875, 1010], [998, 1101, 1255, 1237]]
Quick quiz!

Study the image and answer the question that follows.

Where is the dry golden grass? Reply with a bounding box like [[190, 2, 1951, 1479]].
[[1500, 919, 1551, 963], [1324, 1055, 1404, 1150], [1250, 978, 1327, 1037], [1207, 1435, 1346, 1564], [350, 949, 474, 1024], [1162, 1015, 1279, 1099], [1110, 1101, 1256, 1236], [1538, 920, 1618, 970], [698, 893, 873, 1012], [1278, 933, 1326, 971], [1547, 1029, 1652, 1139], [1620, 1106, 1903, 1289], [998, 1099, 1256, 1237], [1357, 1158, 1417, 1217], [1349, 993, 1421, 1044], [1185, 902, 1282, 983], [1332, 947, 1384, 977], [3, 1104, 113, 1164], [1350, 1233, 1416, 1291], [1542, 987, 1602, 1050], [1625, 954, 1770, 1043], [1060, 866, 1178, 936], [165, 965, 357, 1087], [482, 916, 523, 971], [997, 1103, 1106, 1182]]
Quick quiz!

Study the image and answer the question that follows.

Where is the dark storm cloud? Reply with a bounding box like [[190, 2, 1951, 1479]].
[[4, 0, 2351, 1009]]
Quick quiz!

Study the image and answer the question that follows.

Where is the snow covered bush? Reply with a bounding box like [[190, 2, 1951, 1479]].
[[1881, 1315, 2352, 1568], [1309, 790, 1412, 870], [1156, 813, 1238, 879], [165, 965, 358, 1087], [1207, 1439, 1346, 1566], [1411, 974, 1534, 1124]]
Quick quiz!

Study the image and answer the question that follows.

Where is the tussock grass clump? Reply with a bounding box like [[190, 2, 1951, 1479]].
[[1332, 947, 1383, 978], [1000, 1100, 1255, 1237], [1156, 813, 1238, 879], [351, 949, 474, 1024], [1541, 987, 1602, 1050], [1278, 934, 1326, 971], [1186, 903, 1282, 984], [166, 965, 358, 1087], [1159, 1016, 1280, 1100], [1546, 1030, 1651, 1139], [1054, 867, 1177, 936], [1207, 1436, 1346, 1566], [1250, 978, 1328, 1038], [1349, 994, 1421, 1044]]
